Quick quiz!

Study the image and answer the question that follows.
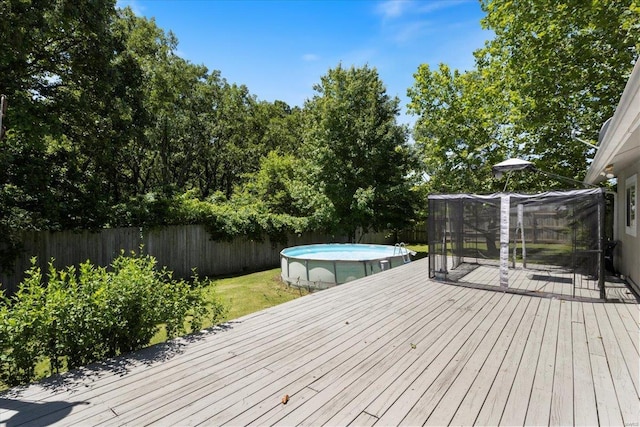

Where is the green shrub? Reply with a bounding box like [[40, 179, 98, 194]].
[[107, 190, 322, 245], [0, 252, 225, 387], [0, 264, 47, 385]]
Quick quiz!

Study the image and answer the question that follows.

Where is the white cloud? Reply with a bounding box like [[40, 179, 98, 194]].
[[376, 0, 474, 45], [302, 53, 320, 62], [392, 21, 434, 44], [376, 0, 412, 19], [116, 0, 145, 15], [415, 0, 472, 15], [376, 0, 471, 20]]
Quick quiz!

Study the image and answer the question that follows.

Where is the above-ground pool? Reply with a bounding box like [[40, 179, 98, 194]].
[[280, 243, 414, 290]]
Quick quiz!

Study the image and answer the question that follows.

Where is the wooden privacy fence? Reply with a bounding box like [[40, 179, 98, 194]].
[[0, 225, 394, 296], [397, 222, 428, 243]]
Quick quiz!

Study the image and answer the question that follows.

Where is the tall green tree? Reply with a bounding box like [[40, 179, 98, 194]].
[[237, 150, 327, 221], [111, 7, 178, 198], [478, 0, 640, 182], [0, 0, 137, 271], [0, 0, 124, 230], [409, 0, 639, 193], [304, 64, 417, 240], [200, 81, 261, 198], [113, 8, 216, 199], [259, 101, 305, 156], [408, 64, 516, 194]]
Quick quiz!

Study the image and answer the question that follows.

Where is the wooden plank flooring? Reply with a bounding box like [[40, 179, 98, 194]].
[[1, 258, 638, 426], [457, 263, 638, 302]]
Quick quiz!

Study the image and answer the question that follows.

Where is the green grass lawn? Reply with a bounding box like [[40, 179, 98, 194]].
[[406, 243, 427, 258], [208, 268, 308, 321]]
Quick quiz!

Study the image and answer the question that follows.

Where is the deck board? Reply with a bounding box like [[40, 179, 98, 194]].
[[593, 303, 640, 424], [613, 302, 640, 345], [421, 295, 530, 426], [309, 290, 481, 427], [621, 299, 640, 326], [516, 299, 559, 426], [208, 279, 463, 426], [475, 298, 550, 426], [365, 291, 500, 423], [571, 300, 600, 426], [281, 288, 491, 426], [1, 257, 638, 427], [583, 303, 626, 426], [449, 297, 541, 426], [371, 291, 509, 425], [549, 300, 573, 426]]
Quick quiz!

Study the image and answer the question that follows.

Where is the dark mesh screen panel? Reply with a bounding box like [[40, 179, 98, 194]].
[[428, 189, 605, 297]]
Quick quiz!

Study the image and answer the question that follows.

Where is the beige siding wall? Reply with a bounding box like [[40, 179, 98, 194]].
[[617, 161, 640, 291]]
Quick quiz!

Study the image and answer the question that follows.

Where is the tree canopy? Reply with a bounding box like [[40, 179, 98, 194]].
[[408, 0, 639, 193], [0, 1, 421, 273], [304, 64, 418, 240]]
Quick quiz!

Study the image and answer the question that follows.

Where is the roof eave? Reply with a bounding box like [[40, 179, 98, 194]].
[[585, 60, 640, 185]]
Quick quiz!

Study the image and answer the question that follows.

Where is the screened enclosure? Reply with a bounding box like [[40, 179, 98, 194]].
[[428, 189, 606, 299]]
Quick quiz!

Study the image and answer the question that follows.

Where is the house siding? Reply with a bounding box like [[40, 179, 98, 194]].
[[617, 161, 640, 291]]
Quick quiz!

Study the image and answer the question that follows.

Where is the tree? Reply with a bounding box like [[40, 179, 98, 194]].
[[0, 0, 137, 271], [409, 0, 639, 193], [478, 0, 639, 182], [196, 81, 262, 199], [259, 101, 305, 156], [0, 0, 125, 229], [237, 150, 329, 223], [304, 64, 417, 240], [408, 64, 515, 194]]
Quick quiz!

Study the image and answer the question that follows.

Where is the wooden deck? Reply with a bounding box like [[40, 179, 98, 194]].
[[455, 262, 636, 302], [1, 258, 638, 426]]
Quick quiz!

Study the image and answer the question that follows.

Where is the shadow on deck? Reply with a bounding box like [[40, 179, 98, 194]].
[[433, 261, 638, 304]]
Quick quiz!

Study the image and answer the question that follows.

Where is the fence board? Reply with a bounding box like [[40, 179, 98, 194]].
[[0, 226, 394, 295]]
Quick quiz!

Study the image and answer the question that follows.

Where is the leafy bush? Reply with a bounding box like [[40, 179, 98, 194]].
[[107, 190, 320, 245], [169, 191, 314, 244], [0, 264, 47, 385], [0, 252, 225, 386]]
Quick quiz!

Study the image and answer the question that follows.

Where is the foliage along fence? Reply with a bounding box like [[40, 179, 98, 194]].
[[0, 225, 395, 296]]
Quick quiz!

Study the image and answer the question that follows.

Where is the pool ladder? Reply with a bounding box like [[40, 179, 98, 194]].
[[394, 242, 412, 264]]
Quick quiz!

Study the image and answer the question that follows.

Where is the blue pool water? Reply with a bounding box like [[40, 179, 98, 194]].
[[281, 243, 400, 261]]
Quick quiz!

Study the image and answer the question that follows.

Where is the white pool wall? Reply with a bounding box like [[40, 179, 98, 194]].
[[280, 243, 410, 289]]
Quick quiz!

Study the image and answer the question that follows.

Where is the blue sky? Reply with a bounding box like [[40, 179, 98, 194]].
[[117, 0, 491, 128]]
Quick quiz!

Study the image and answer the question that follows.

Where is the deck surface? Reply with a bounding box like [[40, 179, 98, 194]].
[[1, 258, 638, 426], [456, 262, 636, 302]]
